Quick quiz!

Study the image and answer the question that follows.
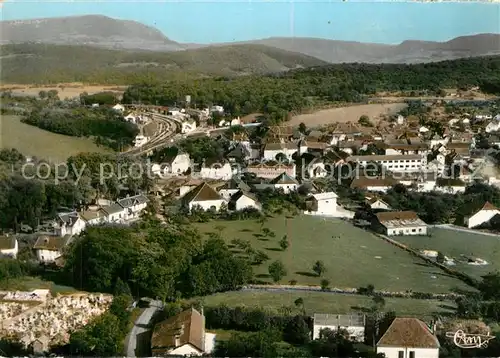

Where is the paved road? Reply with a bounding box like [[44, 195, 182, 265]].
[[431, 224, 500, 238], [125, 300, 163, 357]]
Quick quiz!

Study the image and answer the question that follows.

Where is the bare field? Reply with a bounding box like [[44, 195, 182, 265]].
[[289, 103, 407, 126], [1, 83, 127, 99], [0, 115, 111, 162]]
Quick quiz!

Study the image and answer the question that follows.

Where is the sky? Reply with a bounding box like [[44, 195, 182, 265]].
[[1, 0, 499, 44]]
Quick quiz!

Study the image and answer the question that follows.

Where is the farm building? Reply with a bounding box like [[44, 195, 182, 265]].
[[376, 317, 440, 358], [313, 313, 366, 342], [182, 182, 227, 212], [305, 192, 339, 216], [373, 211, 427, 236]]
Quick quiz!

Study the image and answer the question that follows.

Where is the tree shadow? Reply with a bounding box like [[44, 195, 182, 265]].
[[438, 304, 457, 311], [256, 273, 271, 279], [424, 271, 456, 279], [241, 228, 252, 232], [295, 271, 317, 277], [253, 233, 263, 238], [265, 247, 282, 252], [350, 305, 372, 313]]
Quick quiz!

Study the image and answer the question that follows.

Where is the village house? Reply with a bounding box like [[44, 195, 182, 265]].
[[151, 308, 215, 357], [246, 162, 296, 179], [373, 211, 427, 236], [226, 144, 251, 163], [376, 317, 440, 358], [365, 196, 391, 211], [112, 104, 125, 112], [33, 235, 73, 263], [347, 154, 427, 173], [254, 172, 299, 194], [100, 203, 127, 224], [152, 151, 191, 176], [0, 236, 18, 258], [305, 192, 339, 216], [350, 176, 398, 193], [434, 178, 466, 194], [298, 140, 329, 156], [385, 142, 429, 156], [445, 142, 471, 158], [79, 209, 108, 226], [134, 134, 149, 148], [182, 182, 227, 212], [117, 194, 148, 221], [465, 201, 500, 229], [199, 160, 233, 180], [228, 190, 261, 211], [313, 313, 366, 342], [217, 178, 252, 201], [263, 142, 298, 162], [53, 211, 85, 237]]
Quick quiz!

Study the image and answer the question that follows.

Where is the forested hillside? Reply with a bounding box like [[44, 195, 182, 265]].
[[0, 43, 327, 84], [123, 56, 500, 121]]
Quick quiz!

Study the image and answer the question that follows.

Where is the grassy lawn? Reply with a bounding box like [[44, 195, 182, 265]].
[[393, 228, 500, 280], [194, 216, 470, 293], [0, 276, 78, 295], [196, 291, 455, 318], [0, 115, 111, 162]]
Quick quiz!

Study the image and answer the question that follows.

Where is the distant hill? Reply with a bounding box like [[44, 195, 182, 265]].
[[246, 33, 500, 63], [0, 15, 184, 51], [0, 43, 328, 84]]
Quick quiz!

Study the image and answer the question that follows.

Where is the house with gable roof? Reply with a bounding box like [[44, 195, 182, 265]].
[[313, 313, 366, 342], [376, 317, 440, 358], [217, 178, 252, 201], [182, 182, 227, 212], [0, 235, 18, 258], [254, 172, 299, 194], [53, 211, 85, 237], [33, 235, 73, 263], [228, 190, 261, 211], [151, 307, 215, 356], [465, 201, 500, 229], [305, 192, 338, 216], [373, 211, 427, 236], [117, 194, 148, 221]]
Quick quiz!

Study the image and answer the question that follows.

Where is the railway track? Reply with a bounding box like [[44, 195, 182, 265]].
[[123, 112, 183, 157]]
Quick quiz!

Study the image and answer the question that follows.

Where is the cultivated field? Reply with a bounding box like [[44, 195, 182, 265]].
[[197, 290, 455, 318], [394, 228, 500, 280], [0, 115, 110, 162], [289, 103, 407, 126], [0, 276, 77, 296], [194, 216, 469, 293], [1, 83, 126, 99]]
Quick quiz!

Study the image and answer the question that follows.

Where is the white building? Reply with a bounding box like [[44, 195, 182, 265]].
[[112, 104, 125, 112], [255, 172, 299, 194], [217, 179, 252, 201], [182, 182, 227, 212], [199, 161, 233, 180], [53, 212, 85, 237], [101, 203, 127, 224], [117, 195, 148, 221], [373, 211, 427, 236], [151, 308, 214, 356], [313, 313, 366, 342], [33, 235, 73, 263], [152, 152, 191, 176], [228, 190, 261, 211], [377, 317, 440, 358], [305, 192, 338, 216], [465, 202, 500, 229], [0, 236, 18, 258], [263, 142, 298, 162], [181, 119, 197, 134], [365, 196, 391, 210], [210, 105, 224, 114], [347, 154, 427, 173], [134, 135, 149, 148]]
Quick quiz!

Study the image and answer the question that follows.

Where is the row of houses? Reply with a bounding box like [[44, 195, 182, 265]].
[[150, 308, 441, 358], [0, 195, 148, 263]]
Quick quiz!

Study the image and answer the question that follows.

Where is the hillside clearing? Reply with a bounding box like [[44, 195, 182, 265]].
[[1, 84, 126, 99], [193, 216, 469, 293], [0, 115, 111, 162], [289, 103, 407, 126]]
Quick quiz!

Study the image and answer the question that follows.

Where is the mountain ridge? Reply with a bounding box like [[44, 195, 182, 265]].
[[1, 15, 500, 63]]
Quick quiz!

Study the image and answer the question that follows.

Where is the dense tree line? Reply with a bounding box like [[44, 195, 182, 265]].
[[63, 221, 252, 300], [0, 151, 151, 232], [21, 106, 138, 150], [122, 56, 500, 121]]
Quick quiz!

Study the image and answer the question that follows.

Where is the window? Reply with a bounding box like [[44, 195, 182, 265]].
[[409, 351, 415, 358], [412, 229, 416, 232], [398, 351, 404, 358]]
